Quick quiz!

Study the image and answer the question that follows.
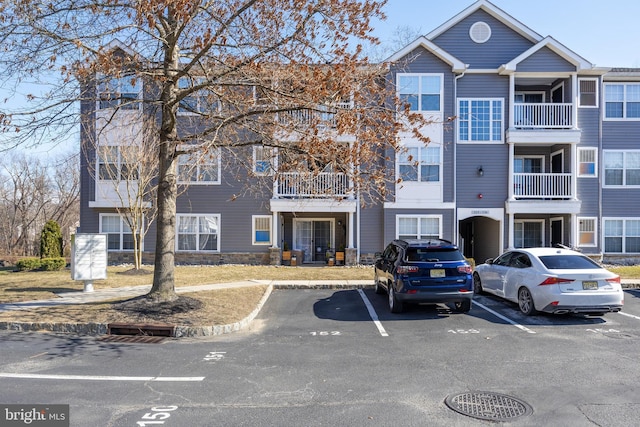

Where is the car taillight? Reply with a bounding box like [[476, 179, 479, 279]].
[[606, 276, 621, 284], [397, 265, 419, 274], [539, 277, 574, 286], [457, 265, 473, 274]]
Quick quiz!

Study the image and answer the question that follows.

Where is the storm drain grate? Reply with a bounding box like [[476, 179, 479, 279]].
[[99, 335, 167, 344], [445, 391, 533, 422]]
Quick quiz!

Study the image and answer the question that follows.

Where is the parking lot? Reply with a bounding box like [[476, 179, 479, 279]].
[[2, 287, 640, 426]]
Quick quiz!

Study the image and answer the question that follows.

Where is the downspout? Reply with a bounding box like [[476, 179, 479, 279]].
[[598, 75, 603, 261], [453, 70, 466, 246]]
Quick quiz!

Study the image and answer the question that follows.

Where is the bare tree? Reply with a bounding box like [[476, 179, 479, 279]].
[[1, 0, 432, 302], [0, 152, 79, 257]]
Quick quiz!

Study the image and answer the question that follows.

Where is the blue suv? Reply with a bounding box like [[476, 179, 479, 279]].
[[374, 239, 474, 313]]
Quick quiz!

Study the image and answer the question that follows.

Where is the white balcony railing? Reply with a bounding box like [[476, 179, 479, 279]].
[[275, 172, 350, 198], [513, 173, 573, 199], [277, 102, 353, 128], [513, 103, 573, 129]]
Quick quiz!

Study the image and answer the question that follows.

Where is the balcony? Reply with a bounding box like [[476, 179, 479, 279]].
[[277, 102, 353, 129], [513, 173, 573, 199], [507, 172, 580, 214], [274, 172, 350, 199], [507, 103, 581, 144]]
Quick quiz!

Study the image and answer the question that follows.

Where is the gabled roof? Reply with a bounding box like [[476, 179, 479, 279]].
[[426, 0, 542, 43], [500, 36, 594, 73], [383, 36, 466, 72]]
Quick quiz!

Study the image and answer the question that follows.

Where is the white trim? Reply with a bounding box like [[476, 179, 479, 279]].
[[176, 213, 221, 252], [603, 150, 640, 187], [550, 216, 564, 246], [99, 213, 137, 252], [384, 36, 466, 71], [577, 147, 598, 178], [551, 149, 564, 173], [578, 77, 599, 108], [396, 73, 444, 112], [602, 217, 640, 254], [457, 98, 504, 144], [514, 219, 545, 248], [469, 21, 491, 44], [177, 148, 222, 185]]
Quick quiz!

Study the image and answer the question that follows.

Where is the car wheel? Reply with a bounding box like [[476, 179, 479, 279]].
[[453, 300, 472, 313], [518, 287, 537, 316], [388, 285, 404, 313], [473, 273, 484, 295], [374, 275, 385, 295]]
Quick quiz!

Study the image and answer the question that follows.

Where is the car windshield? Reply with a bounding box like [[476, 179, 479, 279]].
[[538, 255, 601, 270], [405, 248, 464, 262]]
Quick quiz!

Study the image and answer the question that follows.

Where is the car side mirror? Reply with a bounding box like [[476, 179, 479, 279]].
[[485, 258, 494, 265]]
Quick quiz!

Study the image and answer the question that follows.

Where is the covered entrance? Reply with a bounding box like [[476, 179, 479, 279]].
[[294, 219, 334, 263], [458, 208, 503, 264]]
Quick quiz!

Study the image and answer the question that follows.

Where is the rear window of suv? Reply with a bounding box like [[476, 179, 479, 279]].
[[405, 248, 465, 262]]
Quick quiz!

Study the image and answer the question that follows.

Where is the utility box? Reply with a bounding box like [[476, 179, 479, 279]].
[[71, 233, 108, 292]]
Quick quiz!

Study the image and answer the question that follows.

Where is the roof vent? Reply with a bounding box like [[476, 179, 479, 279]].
[[470, 21, 491, 44]]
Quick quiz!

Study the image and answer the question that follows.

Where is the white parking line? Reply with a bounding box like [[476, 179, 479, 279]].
[[618, 311, 640, 321], [357, 289, 389, 337], [473, 300, 536, 334], [0, 373, 205, 382]]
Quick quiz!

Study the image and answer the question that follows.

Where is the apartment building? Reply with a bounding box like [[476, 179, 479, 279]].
[[78, 0, 640, 265]]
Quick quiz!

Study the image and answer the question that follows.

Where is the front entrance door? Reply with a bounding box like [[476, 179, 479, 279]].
[[551, 219, 563, 247], [294, 219, 333, 263]]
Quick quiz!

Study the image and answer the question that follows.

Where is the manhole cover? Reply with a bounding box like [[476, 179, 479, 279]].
[[445, 391, 533, 421], [99, 335, 167, 344]]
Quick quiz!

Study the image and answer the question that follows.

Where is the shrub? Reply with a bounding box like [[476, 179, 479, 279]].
[[15, 258, 42, 271], [40, 257, 66, 271], [40, 220, 63, 259]]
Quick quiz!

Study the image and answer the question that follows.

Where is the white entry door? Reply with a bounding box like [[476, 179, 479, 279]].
[[294, 219, 333, 263]]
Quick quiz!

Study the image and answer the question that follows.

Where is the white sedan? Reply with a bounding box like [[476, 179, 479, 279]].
[[473, 247, 624, 316]]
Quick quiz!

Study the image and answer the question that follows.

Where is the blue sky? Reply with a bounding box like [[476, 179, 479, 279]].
[[371, 0, 640, 68]]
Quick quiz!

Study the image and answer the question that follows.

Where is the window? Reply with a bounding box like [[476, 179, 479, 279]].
[[458, 99, 503, 142], [397, 74, 442, 112], [579, 78, 598, 107], [253, 146, 276, 175], [396, 215, 441, 240], [177, 149, 221, 184], [97, 146, 138, 181], [398, 146, 440, 182], [252, 215, 272, 245], [577, 217, 597, 247], [100, 214, 135, 251], [578, 148, 597, 177], [604, 150, 640, 186], [604, 83, 640, 119], [177, 214, 220, 251], [178, 77, 218, 114], [604, 219, 640, 253], [98, 76, 141, 110], [514, 220, 543, 248]]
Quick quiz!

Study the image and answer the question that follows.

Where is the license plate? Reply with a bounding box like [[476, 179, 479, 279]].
[[430, 269, 445, 278], [582, 281, 598, 290]]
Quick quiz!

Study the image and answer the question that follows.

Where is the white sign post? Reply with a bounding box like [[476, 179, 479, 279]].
[[71, 234, 108, 293]]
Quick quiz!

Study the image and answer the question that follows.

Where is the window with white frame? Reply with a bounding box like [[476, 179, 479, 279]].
[[98, 76, 141, 110], [177, 149, 221, 184], [397, 74, 442, 112], [178, 77, 218, 114], [100, 214, 135, 251], [604, 83, 640, 119], [97, 146, 139, 181], [398, 146, 440, 182], [458, 99, 503, 142], [604, 218, 640, 253], [252, 215, 272, 245], [177, 214, 220, 251], [514, 220, 544, 248], [578, 147, 597, 177], [603, 150, 640, 186], [577, 217, 597, 247], [579, 78, 598, 107], [253, 146, 276, 175], [396, 215, 441, 240]]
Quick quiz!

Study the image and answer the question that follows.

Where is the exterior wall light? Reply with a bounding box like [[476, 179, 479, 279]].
[[477, 166, 484, 176]]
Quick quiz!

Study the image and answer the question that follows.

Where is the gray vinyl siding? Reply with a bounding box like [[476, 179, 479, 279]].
[[456, 144, 509, 207], [382, 209, 456, 244], [432, 10, 535, 69], [516, 47, 576, 72], [358, 205, 384, 254], [457, 74, 509, 99]]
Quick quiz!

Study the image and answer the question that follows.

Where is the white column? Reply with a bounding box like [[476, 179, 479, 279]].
[[571, 143, 578, 200], [508, 213, 514, 250], [348, 211, 355, 248], [272, 211, 279, 248], [508, 142, 515, 201], [570, 213, 577, 248]]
